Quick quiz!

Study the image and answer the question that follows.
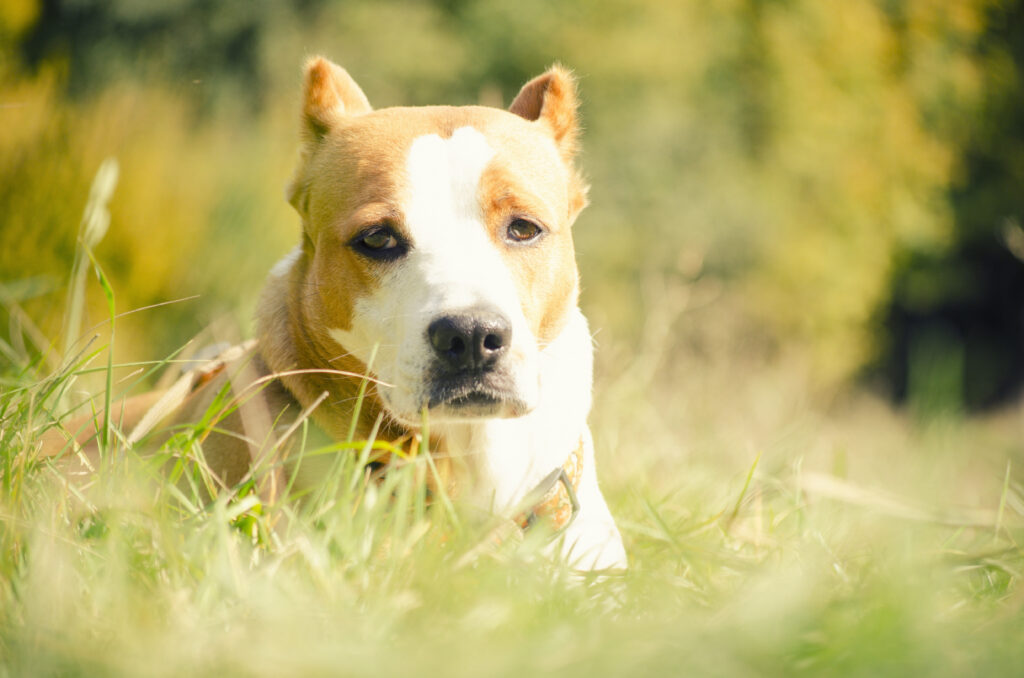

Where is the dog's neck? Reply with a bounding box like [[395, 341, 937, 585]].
[[257, 248, 594, 514], [256, 248, 403, 443]]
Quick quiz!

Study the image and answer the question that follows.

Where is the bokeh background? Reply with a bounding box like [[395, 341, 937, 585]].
[[2, 0, 1023, 418]]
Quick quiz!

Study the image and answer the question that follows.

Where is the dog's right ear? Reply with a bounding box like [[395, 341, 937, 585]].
[[288, 58, 372, 215], [509, 65, 580, 162], [299, 56, 372, 142]]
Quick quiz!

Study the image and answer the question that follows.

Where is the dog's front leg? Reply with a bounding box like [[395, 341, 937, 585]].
[[558, 427, 627, 571]]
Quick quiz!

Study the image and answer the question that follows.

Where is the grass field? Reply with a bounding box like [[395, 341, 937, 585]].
[[2, 233, 1023, 677]]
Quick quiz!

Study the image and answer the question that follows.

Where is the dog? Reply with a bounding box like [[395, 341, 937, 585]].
[[44, 57, 627, 571]]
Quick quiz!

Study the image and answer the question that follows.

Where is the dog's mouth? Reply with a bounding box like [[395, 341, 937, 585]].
[[425, 372, 530, 419]]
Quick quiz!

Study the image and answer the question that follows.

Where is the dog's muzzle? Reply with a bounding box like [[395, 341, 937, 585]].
[[424, 308, 527, 417]]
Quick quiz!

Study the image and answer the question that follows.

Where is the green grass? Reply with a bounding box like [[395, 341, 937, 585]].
[[3, 356, 1023, 678], [4, 304, 1024, 678], [1, 171, 1023, 677]]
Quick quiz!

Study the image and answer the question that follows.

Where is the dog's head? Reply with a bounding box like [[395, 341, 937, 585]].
[[285, 58, 588, 426]]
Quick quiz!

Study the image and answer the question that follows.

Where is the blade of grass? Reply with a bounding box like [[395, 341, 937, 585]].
[[346, 343, 379, 443], [725, 449, 761, 529], [86, 249, 116, 454], [61, 158, 118, 364], [995, 459, 1011, 539]]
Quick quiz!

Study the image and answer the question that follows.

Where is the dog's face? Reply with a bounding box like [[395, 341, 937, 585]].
[[286, 59, 588, 426]]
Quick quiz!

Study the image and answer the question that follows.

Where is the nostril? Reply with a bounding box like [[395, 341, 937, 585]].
[[428, 316, 475, 370], [482, 333, 503, 352]]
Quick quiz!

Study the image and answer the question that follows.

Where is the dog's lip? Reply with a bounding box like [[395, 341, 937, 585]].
[[424, 380, 534, 419], [427, 387, 505, 410], [380, 387, 532, 425]]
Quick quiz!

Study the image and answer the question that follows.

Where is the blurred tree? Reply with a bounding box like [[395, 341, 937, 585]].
[[743, 0, 991, 384], [19, 0, 296, 110], [880, 0, 1024, 411]]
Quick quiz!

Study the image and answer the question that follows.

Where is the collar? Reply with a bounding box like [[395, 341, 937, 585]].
[[392, 431, 584, 536], [512, 437, 584, 534], [453, 437, 586, 568]]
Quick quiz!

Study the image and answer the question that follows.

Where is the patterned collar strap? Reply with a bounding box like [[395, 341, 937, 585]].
[[513, 438, 584, 533]]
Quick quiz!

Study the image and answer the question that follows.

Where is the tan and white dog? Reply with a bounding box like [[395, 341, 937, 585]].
[[48, 57, 626, 571]]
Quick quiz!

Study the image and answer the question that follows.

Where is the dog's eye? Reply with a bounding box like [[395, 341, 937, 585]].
[[352, 225, 406, 260], [506, 218, 543, 243], [361, 230, 397, 250]]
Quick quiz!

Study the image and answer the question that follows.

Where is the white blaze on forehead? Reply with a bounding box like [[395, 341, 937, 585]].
[[401, 125, 529, 324], [401, 125, 524, 313], [406, 126, 495, 230]]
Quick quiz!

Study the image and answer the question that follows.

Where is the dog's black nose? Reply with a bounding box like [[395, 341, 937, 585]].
[[428, 310, 511, 371]]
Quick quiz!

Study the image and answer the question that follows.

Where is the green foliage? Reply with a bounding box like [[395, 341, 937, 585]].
[[742, 1, 988, 381], [880, 1, 1024, 411], [0, 64, 295, 364]]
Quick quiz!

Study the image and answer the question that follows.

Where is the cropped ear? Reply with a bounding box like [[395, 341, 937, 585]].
[[299, 56, 372, 142], [510, 66, 589, 222], [508, 65, 580, 160], [288, 57, 372, 214]]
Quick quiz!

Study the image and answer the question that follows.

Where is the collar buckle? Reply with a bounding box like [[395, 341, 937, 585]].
[[517, 463, 581, 534]]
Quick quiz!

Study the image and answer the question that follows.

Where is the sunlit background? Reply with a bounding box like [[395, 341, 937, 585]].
[[2, 1, 1024, 674], [4, 0, 1023, 413]]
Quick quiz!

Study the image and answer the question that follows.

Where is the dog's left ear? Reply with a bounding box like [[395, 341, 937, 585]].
[[509, 65, 580, 161], [509, 66, 588, 220]]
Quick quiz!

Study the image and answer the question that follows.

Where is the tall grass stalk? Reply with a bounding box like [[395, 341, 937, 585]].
[[61, 158, 118, 364]]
